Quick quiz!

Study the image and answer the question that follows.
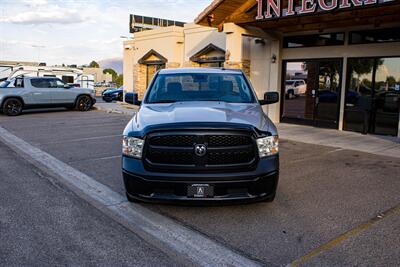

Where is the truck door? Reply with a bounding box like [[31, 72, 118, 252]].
[[49, 78, 76, 104], [28, 78, 53, 104]]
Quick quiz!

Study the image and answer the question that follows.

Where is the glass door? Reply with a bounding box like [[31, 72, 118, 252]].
[[146, 64, 165, 87], [281, 59, 342, 129], [315, 60, 342, 128]]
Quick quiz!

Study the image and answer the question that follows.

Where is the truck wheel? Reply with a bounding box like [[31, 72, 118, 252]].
[[3, 98, 23, 116], [75, 96, 92, 112]]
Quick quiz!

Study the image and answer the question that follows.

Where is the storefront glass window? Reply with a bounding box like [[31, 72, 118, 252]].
[[350, 28, 400, 44], [283, 33, 345, 48], [344, 58, 400, 136], [373, 58, 400, 135]]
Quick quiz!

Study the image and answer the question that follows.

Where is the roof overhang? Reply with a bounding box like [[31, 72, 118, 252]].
[[195, 0, 400, 33]]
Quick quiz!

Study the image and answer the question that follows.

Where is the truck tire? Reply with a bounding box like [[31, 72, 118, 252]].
[[2, 98, 23, 116], [75, 95, 92, 112]]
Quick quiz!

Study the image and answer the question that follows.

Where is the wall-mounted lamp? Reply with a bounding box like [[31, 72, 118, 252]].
[[255, 39, 266, 45], [124, 45, 137, 50], [271, 54, 277, 64]]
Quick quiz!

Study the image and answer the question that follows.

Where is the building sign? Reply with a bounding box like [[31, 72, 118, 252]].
[[256, 0, 395, 20]]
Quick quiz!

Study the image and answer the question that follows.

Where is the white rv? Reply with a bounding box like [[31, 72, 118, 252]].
[[0, 65, 95, 89]]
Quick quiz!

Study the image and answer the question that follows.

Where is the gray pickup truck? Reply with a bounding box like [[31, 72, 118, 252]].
[[122, 68, 280, 204], [0, 77, 96, 116]]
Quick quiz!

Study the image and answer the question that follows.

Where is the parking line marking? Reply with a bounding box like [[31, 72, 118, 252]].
[[0, 126, 261, 267], [288, 203, 400, 267], [42, 134, 122, 145]]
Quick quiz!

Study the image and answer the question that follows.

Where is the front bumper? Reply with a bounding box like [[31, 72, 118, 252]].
[[122, 155, 279, 204]]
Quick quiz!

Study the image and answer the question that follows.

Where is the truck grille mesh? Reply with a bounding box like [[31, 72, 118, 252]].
[[144, 132, 257, 172]]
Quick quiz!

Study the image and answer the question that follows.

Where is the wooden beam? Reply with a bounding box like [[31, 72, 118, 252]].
[[217, 0, 258, 29]]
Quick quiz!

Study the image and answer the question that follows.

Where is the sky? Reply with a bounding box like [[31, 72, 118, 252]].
[[0, 0, 211, 66]]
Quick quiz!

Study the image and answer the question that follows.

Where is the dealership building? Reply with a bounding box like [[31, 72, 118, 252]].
[[123, 0, 400, 137]]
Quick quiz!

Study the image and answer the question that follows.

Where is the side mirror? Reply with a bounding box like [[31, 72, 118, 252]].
[[64, 84, 71, 89], [125, 92, 142, 106], [259, 92, 279, 105]]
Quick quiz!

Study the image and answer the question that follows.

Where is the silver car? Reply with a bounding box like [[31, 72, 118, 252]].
[[0, 77, 96, 116]]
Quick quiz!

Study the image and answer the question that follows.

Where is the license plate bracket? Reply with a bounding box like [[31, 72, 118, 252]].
[[187, 184, 214, 198]]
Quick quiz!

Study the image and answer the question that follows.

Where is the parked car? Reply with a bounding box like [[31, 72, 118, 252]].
[[102, 86, 123, 102], [285, 79, 307, 99], [0, 77, 96, 116], [122, 68, 280, 204]]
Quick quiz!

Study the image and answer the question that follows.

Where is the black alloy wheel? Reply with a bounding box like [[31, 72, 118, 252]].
[[76, 96, 92, 112], [3, 98, 23, 116]]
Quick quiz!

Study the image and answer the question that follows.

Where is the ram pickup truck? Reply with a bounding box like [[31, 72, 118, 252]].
[[0, 77, 96, 116], [122, 68, 280, 204]]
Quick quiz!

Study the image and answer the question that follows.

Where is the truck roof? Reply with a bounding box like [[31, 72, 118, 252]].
[[158, 68, 243, 75]]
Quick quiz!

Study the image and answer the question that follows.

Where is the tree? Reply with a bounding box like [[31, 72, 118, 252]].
[[89, 61, 100, 68], [386, 76, 396, 86], [103, 68, 118, 81], [116, 74, 123, 87]]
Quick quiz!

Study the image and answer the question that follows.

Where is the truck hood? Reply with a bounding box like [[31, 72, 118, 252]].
[[125, 101, 278, 135]]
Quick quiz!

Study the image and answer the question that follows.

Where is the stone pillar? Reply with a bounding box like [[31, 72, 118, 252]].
[[133, 64, 147, 99], [223, 23, 247, 72]]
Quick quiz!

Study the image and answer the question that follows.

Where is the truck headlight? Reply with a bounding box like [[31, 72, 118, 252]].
[[256, 136, 279, 158], [122, 136, 144, 159]]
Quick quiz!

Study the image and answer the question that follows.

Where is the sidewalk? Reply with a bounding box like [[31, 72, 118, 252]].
[[278, 123, 400, 159], [95, 101, 136, 116]]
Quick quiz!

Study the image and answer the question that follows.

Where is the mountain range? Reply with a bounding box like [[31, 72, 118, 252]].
[[98, 57, 123, 74]]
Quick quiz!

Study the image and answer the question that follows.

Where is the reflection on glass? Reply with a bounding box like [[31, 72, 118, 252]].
[[282, 62, 311, 120], [373, 58, 400, 136], [345, 57, 400, 136], [344, 59, 374, 133], [282, 60, 342, 128], [316, 61, 341, 125]]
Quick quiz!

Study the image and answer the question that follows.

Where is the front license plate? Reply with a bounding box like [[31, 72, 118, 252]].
[[188, 184, 214, 198]]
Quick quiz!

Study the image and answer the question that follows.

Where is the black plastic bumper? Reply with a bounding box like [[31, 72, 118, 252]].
[[122, 155, 279, 204]]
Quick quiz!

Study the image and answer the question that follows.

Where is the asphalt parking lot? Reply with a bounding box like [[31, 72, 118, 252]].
[[0, 108, 399, 266]]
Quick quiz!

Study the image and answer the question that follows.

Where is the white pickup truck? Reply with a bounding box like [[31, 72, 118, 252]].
[[285, 80, 307, 99]]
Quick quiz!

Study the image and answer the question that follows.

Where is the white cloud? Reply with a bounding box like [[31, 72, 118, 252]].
[[0, 8, 86, 25], [22, 0, 48, 7]]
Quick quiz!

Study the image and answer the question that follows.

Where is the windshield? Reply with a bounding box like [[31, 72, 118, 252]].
[[146, 73, 256, 104], [285, 81, 295, 86], [0, 81, 10, 88]]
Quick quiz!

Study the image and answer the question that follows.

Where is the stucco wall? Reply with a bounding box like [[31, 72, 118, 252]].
[[183, 23, 226, 67], [123, 26, 185, 96]]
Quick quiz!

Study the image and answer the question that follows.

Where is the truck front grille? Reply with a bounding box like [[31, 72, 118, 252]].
[[144, 132, 258, 172]]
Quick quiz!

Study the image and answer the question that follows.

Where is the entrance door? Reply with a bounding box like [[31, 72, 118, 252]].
[[281, 59, 342, 129], [344, 57, 400, 136], [146, 64, 165, 87]]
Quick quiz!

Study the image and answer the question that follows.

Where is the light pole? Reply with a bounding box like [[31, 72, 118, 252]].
[[31, 45, 46, 63]]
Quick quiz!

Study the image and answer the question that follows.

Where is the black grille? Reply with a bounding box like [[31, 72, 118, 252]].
[[144, 132, 257, 172]]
